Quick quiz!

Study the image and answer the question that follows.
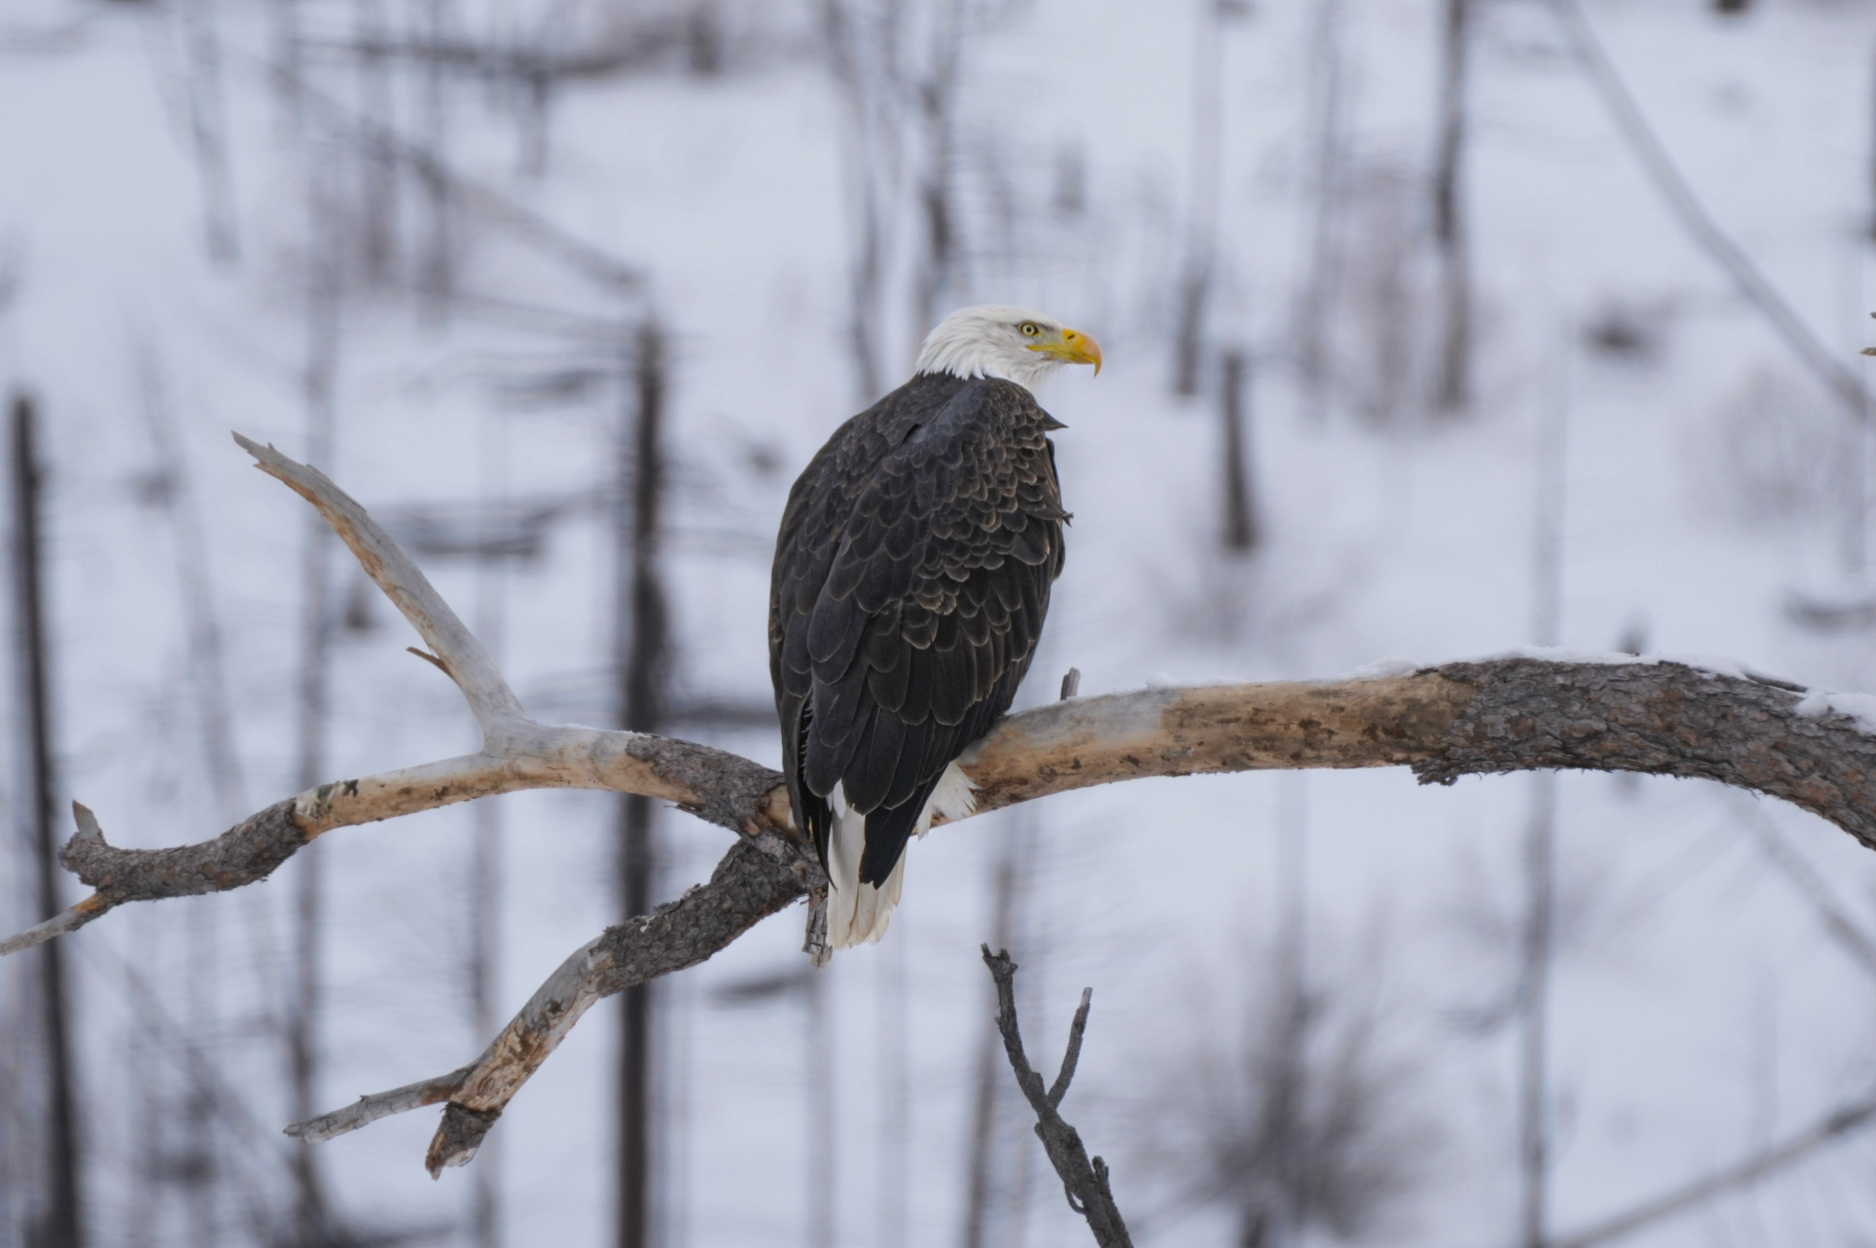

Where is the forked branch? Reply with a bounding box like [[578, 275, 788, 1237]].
[[982, 946, 1132, 1248], [7, 436, 1876, 1175]]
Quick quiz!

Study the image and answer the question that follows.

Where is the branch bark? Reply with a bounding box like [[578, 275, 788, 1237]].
[[9, 436, 1876, 1176], [981, 946, 1132, 1248], [287, 836, 807, 1173]]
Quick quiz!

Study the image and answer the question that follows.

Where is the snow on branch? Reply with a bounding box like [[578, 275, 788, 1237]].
[[6, 436, 1876, 1174]]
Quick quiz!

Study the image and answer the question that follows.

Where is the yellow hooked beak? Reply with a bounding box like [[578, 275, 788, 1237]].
[[1028, 326, 1103, 376]]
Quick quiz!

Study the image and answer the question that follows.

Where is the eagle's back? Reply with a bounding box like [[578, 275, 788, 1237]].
[[769, 372, 1067, 887]]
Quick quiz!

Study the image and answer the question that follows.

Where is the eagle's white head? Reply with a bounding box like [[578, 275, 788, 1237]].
[[914, 304, 1103, 391]]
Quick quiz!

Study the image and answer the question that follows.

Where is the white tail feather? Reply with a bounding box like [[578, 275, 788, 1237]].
[[823, 763, 978, 949]]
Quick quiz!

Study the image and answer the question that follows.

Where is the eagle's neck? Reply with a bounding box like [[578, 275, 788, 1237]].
[[914, 334, 1054, 391]]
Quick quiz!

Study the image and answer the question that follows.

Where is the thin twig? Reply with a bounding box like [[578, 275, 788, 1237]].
[[284, 1067, 473, 1142], [0, 890, 106, 956], [981, 946, 1133, 1248], [1047, 988, 1092, 1110]]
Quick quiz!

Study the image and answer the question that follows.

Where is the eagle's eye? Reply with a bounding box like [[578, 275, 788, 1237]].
[[1019, 321, 1041, 337]]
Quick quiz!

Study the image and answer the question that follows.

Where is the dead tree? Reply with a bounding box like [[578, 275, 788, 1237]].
[[615, 321, 669, 1248], [1518, 329, 1571, 1248], [288, 156, 345, 1247], [1295, 0, 1344, 424], [135, 343, 255, 1247], [1171, 0, 1227, 398], [11, 393, 84, 1248], [1219, 350, 1259, 553], [914, 0, 967, 341], [1172, 0, 1252, 397], [178, 0, 241, 264], [1430, 0, 1472, 415], [823, 0, 904, 401], [8, 439, 1876, 1197]]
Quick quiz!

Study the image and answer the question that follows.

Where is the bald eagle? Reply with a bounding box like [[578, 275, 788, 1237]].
[[769, 305, 1102, 949]]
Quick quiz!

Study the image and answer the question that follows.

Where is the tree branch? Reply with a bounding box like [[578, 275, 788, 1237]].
[[27, 654, 1873, 960], [235, 433, 526, 745], [12, 436, 1876, 1180], [981, 946, 1133, 1248], [287, 835, 808, 1172]]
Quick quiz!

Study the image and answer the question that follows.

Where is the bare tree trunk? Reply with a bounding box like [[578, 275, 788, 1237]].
[[807, 969, 835, 1248], [687, 0, 723, 76], [1518, 335, 1570, 1248], [617, 320, 669, 1248], [12, 392, 84, 1248], [1518, 771, 1555, 1248], [1431, 0, 1472, 415], [354, 0, 397, 283], [960, 810, 1038, 1248], [180, 0, 241, 264], [1296, 0, 1344, 424], [1173, 0, 1226, 397], [125, 1009, 158, 1248], [0, 908, 22, 1245], [469, 407, 508, 1248], [823, 0, 901, 401], [878, 926, 908, 1248], [1531, 332, 1568, 647], [1271, 772, 1308, 1245], [270, 0, 304, 136], [288, 169, 343, 1248], [136, 347, 248, 1246], [1219, 350, 1259, 553], [914, 0, 966, 341], [1868, 50, 1876, 243], [135, 350, 247, 828], [417, 0, 454, 321]]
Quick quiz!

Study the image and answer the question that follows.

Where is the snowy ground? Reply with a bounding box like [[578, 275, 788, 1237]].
[[8, 0, 1876, 1245]]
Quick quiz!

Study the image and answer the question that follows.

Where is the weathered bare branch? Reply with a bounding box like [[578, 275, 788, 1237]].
[[283, 1067, 473, 1143], [234, 434, 525, 743], [959, 658, 1876, 852], [286, 834, 808, 1172], [14, 435, 1876, 1182], [0, 886, 104, 956], [982, 946, 1133, 1248], [26, 655, 1876, 960]]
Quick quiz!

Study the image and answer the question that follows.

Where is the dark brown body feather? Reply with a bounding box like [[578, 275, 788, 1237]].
[[769, 372, 1068, 886]]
